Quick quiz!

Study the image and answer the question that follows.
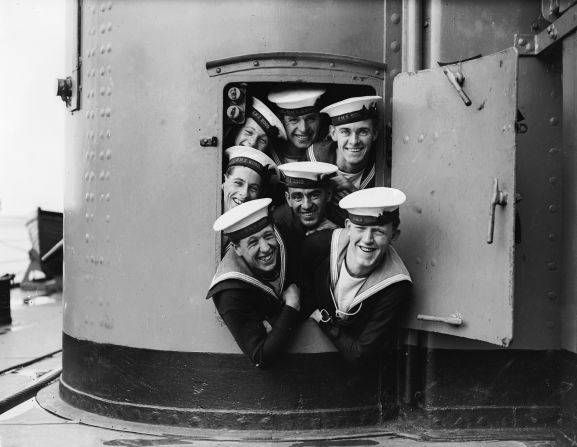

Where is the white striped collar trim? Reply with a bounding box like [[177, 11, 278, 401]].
[[209, 226, 286, 299], [307, 144, 316, 162], [360, 164, 375, 190]]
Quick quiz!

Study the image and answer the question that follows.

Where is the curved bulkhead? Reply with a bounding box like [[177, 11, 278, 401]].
[[58, 0, 396, 429]]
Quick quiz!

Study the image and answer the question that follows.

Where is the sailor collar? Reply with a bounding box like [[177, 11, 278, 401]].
[[306, 144, 375, 190], [329, 228, 411, 312], [208, 225, 287, 299]]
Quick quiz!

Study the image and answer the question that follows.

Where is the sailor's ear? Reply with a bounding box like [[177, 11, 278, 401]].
[[392, 229, 400, 241]]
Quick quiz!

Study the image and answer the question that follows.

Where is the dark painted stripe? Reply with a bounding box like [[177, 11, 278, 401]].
[[61, 332, 397, 429]]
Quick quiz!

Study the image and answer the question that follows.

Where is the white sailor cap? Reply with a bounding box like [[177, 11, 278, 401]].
[[278, 161, 338, 188], [225, 146, 279, 183], [320, 95, 381, 126], [339, 187, 406, 226], [213, 198, 273, 241], [268, 88, 326, 116], [249, 97, 287, 140]]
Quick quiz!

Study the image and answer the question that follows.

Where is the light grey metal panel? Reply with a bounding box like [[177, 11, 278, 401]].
[[63, 0, 386, 353], [392, 48, 518, 346]]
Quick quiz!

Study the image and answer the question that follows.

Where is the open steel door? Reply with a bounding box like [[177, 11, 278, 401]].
[[391, 48, 518, 346]]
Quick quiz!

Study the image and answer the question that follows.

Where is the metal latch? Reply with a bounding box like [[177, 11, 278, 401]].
[[56, 77, 73, 107], [417, 313, 463, 326], [442, 67, 472, 107], [487, 178, 508, 244]]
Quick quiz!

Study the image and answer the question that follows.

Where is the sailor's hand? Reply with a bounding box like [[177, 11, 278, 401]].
[[330, 175, 356, 202], [309, 309, 322, 323], [283, 283, 301, 311]]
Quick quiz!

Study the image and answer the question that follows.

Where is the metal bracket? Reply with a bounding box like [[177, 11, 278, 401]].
[[206, 52, 386, 79], [515, 2, 577, 56]]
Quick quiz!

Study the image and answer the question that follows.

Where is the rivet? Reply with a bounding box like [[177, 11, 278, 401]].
[[151, 411, 160, 421], [431, 259, 438, 266], [329, 62, 335, 68], [415, 257, 422, 264], [85, 111, 90, 119], [403, 135, 410, 144], [391, 13, 401, 24], [106, 87, 112, 96], [374, 70, 380, 75], [390, 68, 400, 78], [216, 67, 221, 73], [105, 107, 111, 117], [106, 129, 112, 138], [100, 2, 106, 12], [108, 1, 112, 10], [85, 193, 90, 202], [253, 61, 259, 67], [291, 60, 297, 66], [549, 147, 559, 155], [418, 134, 425, 142], [84, 172, 90, 181], [547, 291, 558, 300], [548, 204, 558, 213], [548, 233, 557, 241], [99, 171, 106, 180], [100, 66, 106, 76], [390, 40, 401, 52], [85, 152, 90, 160], [107, 22, 112, 32], [106, 215, 111, 222], [433, 131, 439, 141], [517, 38, 527, 46], [100, 24, 106, 34], [549, 176, 558, 184], [260, 417, 271, 425], [105, 193, 111, 201], [100, 45, 106, 54], [99, 257, 104, 264], [106, 150, 112, 159], [100, 87, 106, 96], [107, 65, 112, 74], [99, 151, 105, 160], [85, 233, 90, 242], [531, 22, 540, 31], [105, 171, 110, 180], [106, 44, 112, 53], [549, 116, 559, 126], [100, 193, 105, 201], [168, 414, 179, 425], [90, 255, 96, 263], [547, 262, 557, 271]]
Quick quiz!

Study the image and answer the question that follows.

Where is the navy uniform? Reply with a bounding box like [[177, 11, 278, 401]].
[[302, 188, 412, 366], [267, 88, 326, 165], [207, 199, 302, 368], [310, 96, 382, 225], [273, 162, 340, 272]]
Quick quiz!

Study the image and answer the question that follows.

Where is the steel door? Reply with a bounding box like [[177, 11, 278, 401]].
[[391, 48, 518, 346]]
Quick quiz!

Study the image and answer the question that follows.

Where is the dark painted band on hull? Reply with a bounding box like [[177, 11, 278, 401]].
[[61, 332, 397, 429]]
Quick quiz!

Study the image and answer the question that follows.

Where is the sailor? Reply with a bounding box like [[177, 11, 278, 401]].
[[267, 88, 326, 165], [225, 96, 287, 152], [302, 187, 412, 366], [273, 161, 339, 244], [308, 96, 381, 224], [207, 198, 303, 368], [222, 146, 278, 212]]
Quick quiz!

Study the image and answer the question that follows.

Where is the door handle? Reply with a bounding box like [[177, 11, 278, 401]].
[[416, 313, 463, 326], [487, 178, 508, 244]]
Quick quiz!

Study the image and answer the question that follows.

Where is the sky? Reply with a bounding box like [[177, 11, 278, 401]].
[[0, 0, 66, 217]]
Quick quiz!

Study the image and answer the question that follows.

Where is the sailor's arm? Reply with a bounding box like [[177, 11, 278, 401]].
[[213, 286, 301, 368]]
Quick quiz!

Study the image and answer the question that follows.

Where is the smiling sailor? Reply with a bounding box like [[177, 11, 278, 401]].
[[267, 88, 326, 165], [225, 96, 287, 153], [207, 198, 303, 368], [222, 146, 279, 212], [309, 96, 382, 224], [302, 187, 412, 366]]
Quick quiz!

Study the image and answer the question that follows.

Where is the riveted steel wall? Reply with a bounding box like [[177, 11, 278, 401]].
[[63, 0, 385, 353]]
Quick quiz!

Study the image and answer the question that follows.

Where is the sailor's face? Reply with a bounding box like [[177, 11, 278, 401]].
[[235, 225, 279, 275], [282, 113, 321, 150], [222, 166, 262, 211], [285, 187, 331, 229], [346, 220, 398, 275], [234, 118, 269, 151], [331, 119, 377, 170]]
